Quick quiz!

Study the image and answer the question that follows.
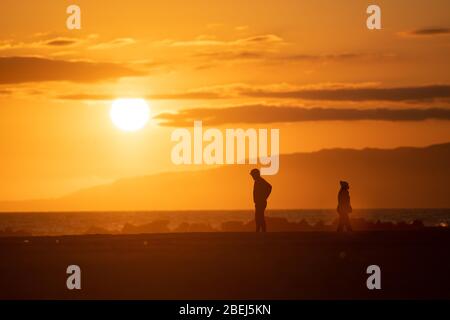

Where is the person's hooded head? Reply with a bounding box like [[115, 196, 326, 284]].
[[250, 168, 261, 181], [340, 181, 349, 190]]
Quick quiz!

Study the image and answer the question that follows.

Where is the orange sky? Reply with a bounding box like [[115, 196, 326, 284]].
[[0, 0, 449, 201]]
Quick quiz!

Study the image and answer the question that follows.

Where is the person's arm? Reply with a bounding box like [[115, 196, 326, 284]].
[[347, 192, 352, 212], [265, 180, 272, 198]]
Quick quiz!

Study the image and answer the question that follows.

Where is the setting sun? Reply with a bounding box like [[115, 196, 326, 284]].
[[110, 98, 150, 132]]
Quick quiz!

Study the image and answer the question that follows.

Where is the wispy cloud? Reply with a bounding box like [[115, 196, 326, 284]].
[[156, 105, 450, 126], [56, 94, 115, 101], [151, 92, 225, 100], [57, 91, 224, 101], [88, 38, 137, 50], [57, 83, 450, 103], [0, 37, 82, 51], [0, 56, 144, 84], [193, 50, 395, 64], [0, 35, 136, 53], [161, 34, 285, 47]]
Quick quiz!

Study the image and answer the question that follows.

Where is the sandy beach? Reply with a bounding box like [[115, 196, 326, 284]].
[[1, 229, 449, 300]]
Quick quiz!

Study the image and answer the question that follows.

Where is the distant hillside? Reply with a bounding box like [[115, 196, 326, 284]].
[[1, 143, 449, 211]]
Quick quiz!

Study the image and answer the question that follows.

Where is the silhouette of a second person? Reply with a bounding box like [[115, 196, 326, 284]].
[[337, 180, 353, 232], [250, 169, 272, 233]]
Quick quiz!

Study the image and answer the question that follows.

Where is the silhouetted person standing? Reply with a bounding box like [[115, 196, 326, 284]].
[[250, 169, 272, 233], [337, 181, 353, 232]]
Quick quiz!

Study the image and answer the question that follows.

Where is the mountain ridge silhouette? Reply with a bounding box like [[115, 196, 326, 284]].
[[1, 142, 449, 211]]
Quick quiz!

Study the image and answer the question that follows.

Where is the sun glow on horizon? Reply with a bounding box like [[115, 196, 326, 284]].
[[110, 98, 150, 132]]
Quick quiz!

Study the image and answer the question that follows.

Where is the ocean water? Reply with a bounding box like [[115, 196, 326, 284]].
[[0, 209, 449, 236]]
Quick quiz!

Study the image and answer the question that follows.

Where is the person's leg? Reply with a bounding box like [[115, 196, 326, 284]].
[[255, 206, 261, 232], [255, 204, 266, 233], [344, 214, 353, 232], [261, 203, 267, 232], [337, 215, 344, 232], [261, 214, 266, 233]]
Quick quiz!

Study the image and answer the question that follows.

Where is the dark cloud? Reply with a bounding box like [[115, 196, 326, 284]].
[[402, 27, 450, 36], [241, 85, 450, 102], [45, 39, 79, 46], [0, 56, 144, 84], [156, 105, 450, 126], [57, 84, 450, 103], [143, 84, 450, 102]]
